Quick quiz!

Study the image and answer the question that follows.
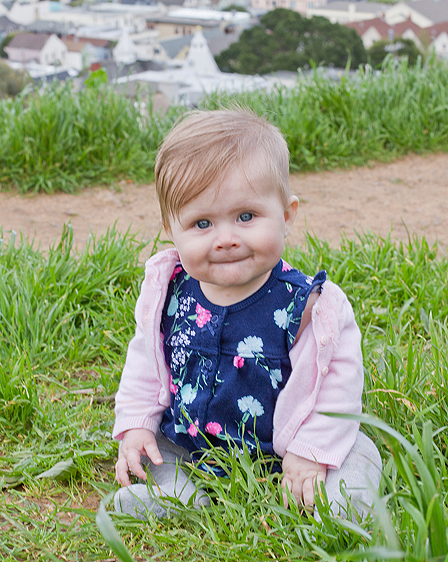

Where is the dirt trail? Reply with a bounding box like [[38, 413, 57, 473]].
[[1, 152, 447, 255]]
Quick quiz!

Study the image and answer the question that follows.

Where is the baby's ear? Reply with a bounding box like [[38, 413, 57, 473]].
[[162, 220, 173, 239], [284, 196, 299, 237]]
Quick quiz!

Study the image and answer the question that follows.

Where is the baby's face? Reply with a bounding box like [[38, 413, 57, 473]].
[[167, 158, 298, 306]]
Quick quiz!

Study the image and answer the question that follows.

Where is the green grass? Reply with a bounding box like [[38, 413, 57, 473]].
[[1, 57, 448, 193], [0, 227, 447, 561]]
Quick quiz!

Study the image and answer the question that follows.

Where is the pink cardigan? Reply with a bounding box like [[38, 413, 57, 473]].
[[113, 249, 363, 469]]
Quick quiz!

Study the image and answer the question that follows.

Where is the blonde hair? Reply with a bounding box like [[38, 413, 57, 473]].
[[155, 109, 291, 228]]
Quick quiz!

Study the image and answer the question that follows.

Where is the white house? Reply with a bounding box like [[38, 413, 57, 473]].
[[61, 37, 101, 71], [346, 17, 425, 49], [251, 0, 327, 14], [115, 27, 267, 106], [4, 32, 67, 65], [384, 0, 448, 28], [7, 0, 53, 26], [42, 4, 151, 34], [306, 1, 390, 25], [425, 22, 448, 57], [113, 28, 138, 64]]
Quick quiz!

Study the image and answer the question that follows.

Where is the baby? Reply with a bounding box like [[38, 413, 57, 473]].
[[113, 109, 382, 520]]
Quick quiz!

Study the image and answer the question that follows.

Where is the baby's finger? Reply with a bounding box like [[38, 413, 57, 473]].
[[126, 449, 148, 481], [302, 477, 315, 507], [115, 456, 131, 487], [281, 476, 300, 508], [143, 441, 163, 466]]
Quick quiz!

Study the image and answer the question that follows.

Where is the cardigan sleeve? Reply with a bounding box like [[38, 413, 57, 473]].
[[273, 281, 363, 469], [112, 250, 178, 440]]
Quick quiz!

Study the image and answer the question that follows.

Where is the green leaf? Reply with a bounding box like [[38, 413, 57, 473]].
[[36, 458, 77, 481], [96, 498, 137, 562]]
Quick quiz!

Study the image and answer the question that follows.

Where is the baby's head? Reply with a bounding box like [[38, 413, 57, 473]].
[[155, 108, 293, 230], [155, 108, 298, 305]]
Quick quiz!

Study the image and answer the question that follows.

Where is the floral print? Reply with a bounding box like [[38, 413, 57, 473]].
[[188, 420, 199, 436], [274, 308, 289, 330], [195, 303, 212, 328], [233, 356, 244, 369], [205, 421, 222, 436], [236, 336, 263, 358], [160, 259, 326, 460], [269, 369, 282, 389], [281, 259, 292, 272]]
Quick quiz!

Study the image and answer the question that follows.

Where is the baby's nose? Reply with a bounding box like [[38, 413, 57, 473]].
[[214, 226, 240, 250]]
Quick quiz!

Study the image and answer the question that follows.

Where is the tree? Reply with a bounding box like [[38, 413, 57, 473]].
[[222, 4, 249, 12], [0, 60, 30, 98], [215, 8, 367, 74], [0, 33, 15, 59], [368, 38, 422, 68]]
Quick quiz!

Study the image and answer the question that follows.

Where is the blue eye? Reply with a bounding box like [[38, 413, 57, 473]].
[[239, 212, 253, 222], [196, 219, 211, 229]]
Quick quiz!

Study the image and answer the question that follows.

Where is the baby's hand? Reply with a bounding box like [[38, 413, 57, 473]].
[[115, 428, 163, 486], [281, 452, 327, 508]]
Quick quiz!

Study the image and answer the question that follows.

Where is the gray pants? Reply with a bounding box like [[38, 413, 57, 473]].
[[114, 430, 382, 520]]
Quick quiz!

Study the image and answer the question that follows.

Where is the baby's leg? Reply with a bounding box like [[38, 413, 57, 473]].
[[114, 432, 209, 519], [319, 431, 382, 521]]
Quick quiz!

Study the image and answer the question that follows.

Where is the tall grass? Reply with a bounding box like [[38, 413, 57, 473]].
[[0, 228, 447, 560], [205, 57, 448, 170], [0, 81, 182, 193], [0, 57, 447, 193]]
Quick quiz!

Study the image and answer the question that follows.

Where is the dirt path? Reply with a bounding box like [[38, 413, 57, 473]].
[[1, 152, 447, 255]]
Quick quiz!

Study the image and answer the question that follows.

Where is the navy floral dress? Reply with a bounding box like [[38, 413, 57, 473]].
[[160, 259, 326, 467]]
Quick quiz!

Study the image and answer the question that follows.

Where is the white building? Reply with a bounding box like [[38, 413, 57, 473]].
[[384, 0, 448, 27], [306, 1, 390, 25], [5, 31, 67, 65], [7, 0, 53, 26], [41, 3, 157, 34], [116, 27, 267, 106]]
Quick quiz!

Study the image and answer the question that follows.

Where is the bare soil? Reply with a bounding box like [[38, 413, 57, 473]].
[[1, 152, 447, 256]]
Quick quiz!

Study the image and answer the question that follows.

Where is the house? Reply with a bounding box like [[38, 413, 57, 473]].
[[346, 14, 448, 57], [42, 3, 154, 34], [4, 32, 67, 65], [115, 27, 267, 106], [424, 21, 448, 57], [251, 0, 327, 15], [346, 17, 424, 49], [61, 36, 108, 71], [26, 19, 69, 35], [0, 14, 22, 42], [306, 1, 391, 25], [384, 0, 448, 28], [7, 0, 53, 26], [146, 14, 222, 39], [160, 24, 243, 60], [147, 7, 250, 38]]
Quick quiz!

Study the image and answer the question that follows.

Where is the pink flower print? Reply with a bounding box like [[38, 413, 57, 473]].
[[282, 259, 292, 272], [205, 422, 222, 436], [170, 265, 182, 281], [233, 355, 245, 369], [187, 420, 199, 436], [196, 303, 212, 328], [169, 375, 178, 395]]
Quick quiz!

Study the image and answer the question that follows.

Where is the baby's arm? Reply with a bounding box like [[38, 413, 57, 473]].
[[281, 292, 325, 507], [274, 280, 363, 503], [115, 428, 163, 486], [281, 452, 327, 507]]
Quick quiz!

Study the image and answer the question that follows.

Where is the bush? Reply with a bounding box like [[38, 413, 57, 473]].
[[0, 59, 30, 98], [368, 37, 422, 68]]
